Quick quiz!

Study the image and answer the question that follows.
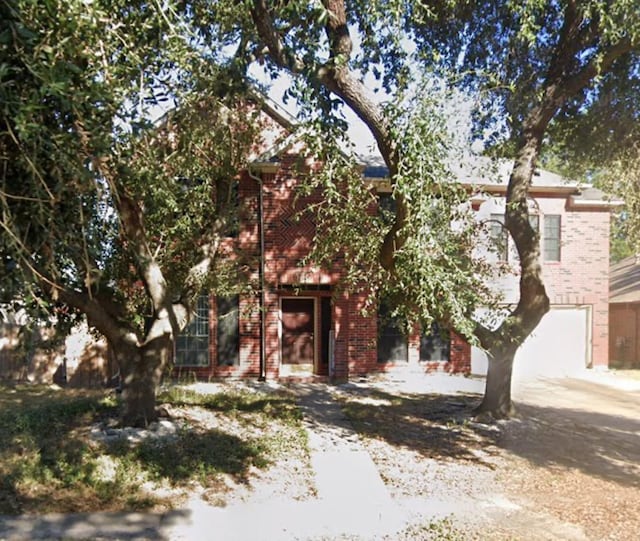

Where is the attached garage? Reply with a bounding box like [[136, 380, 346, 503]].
[[472, 306, 591, 381]]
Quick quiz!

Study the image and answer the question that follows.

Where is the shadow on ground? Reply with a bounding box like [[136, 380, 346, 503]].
[[0, 385, 288, 515], [0, 508, 193, 540], [336, 385, 640, 488], [338, 388, 500, 465], [503, 401, 640, 488]]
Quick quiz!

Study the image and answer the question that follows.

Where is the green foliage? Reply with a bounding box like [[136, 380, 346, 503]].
[[404, 1, 640, 149], [0, 0, 260, 338], [594, 143, 640, 260], [158, 386, 304, 425], [295, 79, 497, 339], [0, 386, 119, 513]]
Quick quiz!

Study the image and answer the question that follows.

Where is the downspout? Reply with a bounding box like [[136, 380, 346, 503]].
[[248, 167, 267, 381]]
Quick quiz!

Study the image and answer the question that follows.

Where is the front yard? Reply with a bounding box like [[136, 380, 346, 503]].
[[335, 375, 640, 540], [2, 374, 639, 540], [0, 383, 313, 515]]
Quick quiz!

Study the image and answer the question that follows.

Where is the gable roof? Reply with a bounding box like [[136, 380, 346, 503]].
[[248, 94, 621, 207], [610, 256, 640, 304]]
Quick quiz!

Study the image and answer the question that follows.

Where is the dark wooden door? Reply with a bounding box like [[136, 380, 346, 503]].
[[281, 298, 315, 365]]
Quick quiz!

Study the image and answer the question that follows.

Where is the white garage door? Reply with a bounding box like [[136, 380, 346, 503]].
[[513, 307, 590, 381], [471, 307, 590, 381]]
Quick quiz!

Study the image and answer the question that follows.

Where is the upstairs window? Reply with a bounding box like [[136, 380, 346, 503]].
[[543, 215, 561, 261], [490, 213, 541, 262], [489, 214, 508, 261]]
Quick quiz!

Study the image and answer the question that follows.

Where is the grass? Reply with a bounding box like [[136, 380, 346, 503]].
[[399, 517, 471, 540], [0, 383, 308, 515]]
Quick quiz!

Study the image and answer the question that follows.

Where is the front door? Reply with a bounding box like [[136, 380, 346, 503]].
[[281, 298, 315, 372]]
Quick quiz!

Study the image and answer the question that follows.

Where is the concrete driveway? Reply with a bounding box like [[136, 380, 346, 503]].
[[489, 372, 640, 540], [513, 371, 640, 419]]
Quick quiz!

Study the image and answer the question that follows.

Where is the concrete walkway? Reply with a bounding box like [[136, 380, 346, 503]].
[[0, 385, 406, 541]]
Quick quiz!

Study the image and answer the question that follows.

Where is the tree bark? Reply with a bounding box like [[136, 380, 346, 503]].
[[476, 346, 518, 418], [115, 319, 173, 427], [248, 0, 635, 420], [474, 118, 551, 418]]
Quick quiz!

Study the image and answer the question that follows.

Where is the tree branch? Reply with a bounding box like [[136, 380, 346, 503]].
[[55, 285, 139, 348], [113, 189, 168, 313], [250, 0, 406, 270], [250, 0, 305, 73], [486, 7, 636, 348]]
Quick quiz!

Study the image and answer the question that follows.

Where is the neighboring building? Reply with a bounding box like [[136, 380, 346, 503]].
[[609, 256, 640, 368], [0, 306, 115, 387]]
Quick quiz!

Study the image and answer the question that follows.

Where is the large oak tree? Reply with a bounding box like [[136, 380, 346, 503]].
[[0, 0, 259, 425], [209, 0, 640, 417]]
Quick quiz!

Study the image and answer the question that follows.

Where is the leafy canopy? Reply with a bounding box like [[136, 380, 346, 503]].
[[0, 0, 259, 334]]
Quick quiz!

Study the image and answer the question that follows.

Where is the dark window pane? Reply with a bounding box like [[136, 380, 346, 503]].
[[420, 322, 450, 362], [378, 193, 397, 230], [490, 213, 508, 261], [377, 302, 408, 363], [217, 295, 239, 366], [320, 297, 331, 366]]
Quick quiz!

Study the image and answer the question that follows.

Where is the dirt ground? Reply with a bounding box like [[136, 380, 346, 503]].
[[331, 372, 640, 540]]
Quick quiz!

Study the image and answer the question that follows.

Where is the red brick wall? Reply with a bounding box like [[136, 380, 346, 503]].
[[464, 193, 612, 370], [171, 154, 478, 381], [177, 156, 617, 381], [173, 155, 381, 381]]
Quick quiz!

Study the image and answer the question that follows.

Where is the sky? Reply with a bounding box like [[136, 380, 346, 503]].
[[247, 66, 381, 157]]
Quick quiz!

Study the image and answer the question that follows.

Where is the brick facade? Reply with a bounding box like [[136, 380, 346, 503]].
[[173, 153, 471, 382], [541, 198, 611, 368], [471, 188, 613, 373], [171, 153, 616, 382]]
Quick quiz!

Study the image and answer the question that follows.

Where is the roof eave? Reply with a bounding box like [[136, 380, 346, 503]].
[[568, 197, 624, 210], [466, 183, 578, 196]]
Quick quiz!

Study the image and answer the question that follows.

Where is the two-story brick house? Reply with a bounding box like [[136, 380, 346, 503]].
[[173, 149, 472, 382], [172, 130, 620, 382]]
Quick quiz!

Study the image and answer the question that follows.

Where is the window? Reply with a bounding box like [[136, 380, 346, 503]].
[[216, 295, 239, 366], [490, 213, 540, 261], [175, 295, 210, 366], [420, 322, 450, 362], [378, 193, 397, 228], [543, 215, 561, 261], [377, 302, 408, 363], [489, 213, 508, 260], [216, 180, 240, 238]]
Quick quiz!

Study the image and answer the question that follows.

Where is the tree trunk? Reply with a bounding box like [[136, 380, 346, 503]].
[[120, 354, 160, 427], [476, 346, 518, 419], [114, 322, 174, 427]]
